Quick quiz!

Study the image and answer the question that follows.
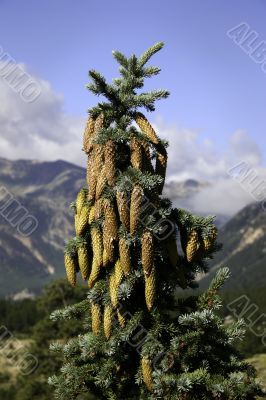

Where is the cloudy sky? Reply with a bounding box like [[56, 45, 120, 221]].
[[0, 0, 265, 216]]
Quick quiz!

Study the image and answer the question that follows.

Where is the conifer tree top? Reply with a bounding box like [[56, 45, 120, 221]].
[[87, 42, 169, 121]]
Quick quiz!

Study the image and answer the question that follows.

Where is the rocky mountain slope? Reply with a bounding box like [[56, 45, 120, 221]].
[[0, 158, 85, 297], [199, 201, 266, 291]]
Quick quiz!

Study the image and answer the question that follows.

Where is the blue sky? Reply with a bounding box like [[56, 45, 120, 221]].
[[0, 0, 265, 172]]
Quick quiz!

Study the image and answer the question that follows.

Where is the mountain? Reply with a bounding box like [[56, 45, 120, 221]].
[[0, 158, 208, 298], [199, 201, 266, 291], [0, 158, 85, 297]]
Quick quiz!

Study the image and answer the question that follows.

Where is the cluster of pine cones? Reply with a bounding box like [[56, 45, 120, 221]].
[[64, 112, 167, 338]]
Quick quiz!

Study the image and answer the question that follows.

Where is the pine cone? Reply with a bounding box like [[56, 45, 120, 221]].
[[145, 266, 156, 311], [117, 309, 126, 327], [141, 357, 153, 392], [95, 166, 107, 200], [88, 258, 101, 289], [134, 112, 159, 145], [104, 140, 116, 185], [103, 305, 113, 340], [102, 199, 118, 263], [64, 253, 77, 287], [75, 204, 90, 236], [91, 226, 103, 267], [130, 185, 143, 235], [203, 227, 217, 252], [155, 145, 167, 194], [87, 154, 97, 201], [130, 138, 143, 170], [88, 205, 95, 224], [77, 246, 90, 280], [141, 230, 154, 276], [94, 198, 103, 220], [119, 238, 131, 276], [76, 189, 87, 215], [91, 302, 101, 335], [186, 230, 200, 263], [103, 199, 118, 241], [116, 191, 130, 231], [83, 115, 95, 154]]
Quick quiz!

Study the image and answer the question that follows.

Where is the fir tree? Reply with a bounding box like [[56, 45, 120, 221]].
[[49, 43, 266, 399]]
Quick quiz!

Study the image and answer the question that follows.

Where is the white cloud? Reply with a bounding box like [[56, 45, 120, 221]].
[[0, 62, 86, 166], [153, 117, 265, 217]]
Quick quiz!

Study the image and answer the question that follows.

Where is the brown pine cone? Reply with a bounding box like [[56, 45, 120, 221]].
[[134, 112, 159, 145], [130, 138, 143, 170], [186, 230, 200, 263], [83, 115, 95, 154], [145, 265, 156, 311], [91, 302, 101, 335], [64, 253, 77, 287], [95, 166, 107, 200], [116, 191, 130, 231], [141, 357, 153, 392], [119, 237, 131, 276], [104, 140, 116, 185], [130, 185, 143, 235], [77, 245, 90, 280], [141, 230, 154, 277]]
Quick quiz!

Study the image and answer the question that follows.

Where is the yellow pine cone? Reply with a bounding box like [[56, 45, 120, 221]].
[[141, 230, 154, 277], [134, 112, 159, 145], [114, 259, 124, 287], [141, 357, 153, 392], [64, 253, 77, 287], [130, 185, 143, 235], [87, 154, 97, 201], [186, 230, 200, 263], [94, 145, 105, 179], [77, 246, 90, 280], [117, 309, 126, 327], [83, 115, 95, 154], [103, 305, 113, 340], [203, 227, 218, 251], [75, 204, 90, 236], [104, 140, 116, 185], [119, 238, 131, 276], [91, 302, 101, 335], [91, 226, 103, 267], [166, 235, 180, 268], [95, 166, 107, 200], [88, 205, 95, 224], [76, 189, 87, 215], [88, 258, 101, 289], [116, 191, 130, 231], [94, 198, 103, 220], [103, 199, 118, 241], [130, 138, 143, 170], [155, 146, 167, 194], [145, 266, 156, 311], [102, 199, 118, 263], [94, 112, 104, 135]]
